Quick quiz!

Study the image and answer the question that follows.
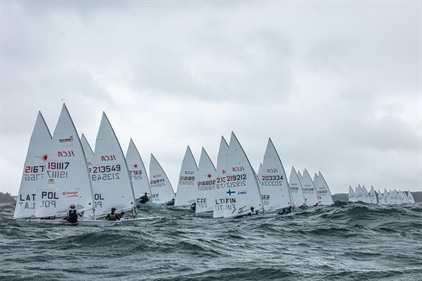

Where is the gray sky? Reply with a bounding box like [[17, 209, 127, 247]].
[[1, 1, 421, 195]]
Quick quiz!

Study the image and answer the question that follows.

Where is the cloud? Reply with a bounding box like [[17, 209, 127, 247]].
[[1, 1, 420, 196]]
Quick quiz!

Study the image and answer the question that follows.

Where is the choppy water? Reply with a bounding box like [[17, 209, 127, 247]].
[[1, 202, 422, 281]]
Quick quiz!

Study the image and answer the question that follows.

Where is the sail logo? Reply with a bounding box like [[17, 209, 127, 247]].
[[101, 155, 116, 161], [237, 190, 247, 195], [59, 136, 74, 143], [58, 150, 75, 157], [267, 168, 278, 173], [185, 171, 194, 175], [35, 154, 49, 161], [62, 191, 78, 197], [232, 166, 244, 172]]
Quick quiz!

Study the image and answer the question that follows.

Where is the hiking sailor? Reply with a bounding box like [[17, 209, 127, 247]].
[[64, 204, 82, 224], [106, 207, 121, 221]]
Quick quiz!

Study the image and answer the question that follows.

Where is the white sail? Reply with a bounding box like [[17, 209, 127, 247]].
[[80, 133, 94, 168], [175, 146, 198, 207], [384, 188, 391, 204], [398, 190, 407, 204], [362, 185, 370, 203], [368, 186, 377, 204], [149, 154, 175, 204], [223, 132, 263, 218], [355, 185, 364, 202], [90, 112, 136, 217], [299, 169, 318, 206], [195, 147, 216, 214], [34, 104, 94, 218], [348, 186, 357, 202], [297, 170, 303, 180], [258, 138, 290, 212], [377, 190, 385, 205], [213, 136, 230, 218], [313, 172, 334, 205], [389, 189, 399, 205], [289, 166, 305, 207], [14, 112, 52, 219], [407, 190, 415, 204], [126, 138, 150, 199]]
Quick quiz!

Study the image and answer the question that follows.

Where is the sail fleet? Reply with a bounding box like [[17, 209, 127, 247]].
[[348, 185, 416, 205], [22, 103, 418, 224]]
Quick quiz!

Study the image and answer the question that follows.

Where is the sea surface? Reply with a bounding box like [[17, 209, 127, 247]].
[[1, 202, 422, 281]]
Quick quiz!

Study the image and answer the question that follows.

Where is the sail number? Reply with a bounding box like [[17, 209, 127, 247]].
[[24, 165, 46, 181], [48, 162, 69, 170], [24, 174, 44, 181], [25, 165, 45, 173], [198, 180, 216, 191], [92, 165, 121, 173], [130, 170, 143, 180], [217, 174, 247, 183], [179, 176, 195, 186], [261, 175, 283, 181], [150, 179, 165, 187], [91, 173, 120, 181]]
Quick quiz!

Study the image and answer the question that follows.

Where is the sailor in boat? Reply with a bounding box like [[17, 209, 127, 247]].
[[64, 204, 82, 224], [234, 206, 258, 219], [298, 204, 308, 210], [248, 207, 258, 216], [166, 198, 175, 206], [139, 193, 150, 204], [278, 204, 292, 215], [190, 202, 196, 211], [106, 207, 121, 221]]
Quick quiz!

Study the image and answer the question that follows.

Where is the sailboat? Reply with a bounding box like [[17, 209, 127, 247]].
[[149, 154, 175, 205], [126, 138, 151, 206], [174, 146, 198, 209], [377, 190, 386, 205], [288, 166, 305, 209], [14, 111, 52, 219], [355, 185, 364, 202], [30, 104, 94, 223], [299, 169, 318, 207], [398, 190, 408, 204], [195, 147, 216, 216], [383, 188, 391, 205], [89, 112, 138, 221], [257, 138, 291, 212], [213, 136, 230, 218], [221, 132, 263, 219], [368, 186, 377, 204], [362, 185, 370, 203], [313, 172, 334, 205], [348, 186, 357, 202], [389, 189, 399, 205], [407, 190, 416, 204]]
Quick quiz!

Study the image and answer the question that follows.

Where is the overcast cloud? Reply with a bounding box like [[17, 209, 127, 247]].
[[1, 1, 420, 195]]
